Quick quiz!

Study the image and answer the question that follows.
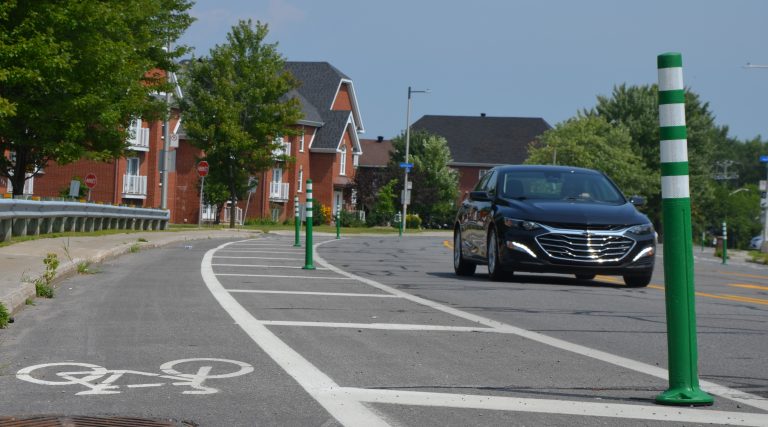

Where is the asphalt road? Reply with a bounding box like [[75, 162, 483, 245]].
[[0, 233, 766, 426]]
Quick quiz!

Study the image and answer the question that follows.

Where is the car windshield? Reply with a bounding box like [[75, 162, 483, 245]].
[[499, 170, 625, 204]]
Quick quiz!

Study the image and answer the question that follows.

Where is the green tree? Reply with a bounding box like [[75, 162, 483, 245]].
[[181, 20, 302, 228], [367, 179, 398, 226], [526, 115, 658, 202], [0, 0, 193, 195], [586, 84, 726, 234], [389, 130, 459, 226]]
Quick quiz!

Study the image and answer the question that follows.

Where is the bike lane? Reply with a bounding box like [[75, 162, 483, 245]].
[[0, 237, 338, 426]]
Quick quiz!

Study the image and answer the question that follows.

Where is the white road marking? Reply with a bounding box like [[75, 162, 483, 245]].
[[218, 250, 301, 254], [212, 256, 303, 261], [127, 383, 164, 388], [261, 320, 498, 332], [213, 263, 328, 270], [202, 240, 391, 426], [335, 387, 768, 427], [215, 273, 355, 280], [227, 290, 398, 298], [312, 240, 768, 413]]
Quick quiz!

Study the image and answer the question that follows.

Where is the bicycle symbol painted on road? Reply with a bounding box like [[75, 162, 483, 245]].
[[16, 358, 254, 396]]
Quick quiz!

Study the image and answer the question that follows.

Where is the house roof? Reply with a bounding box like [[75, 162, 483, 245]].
[[359, 138, 393, 167], [411, 115, 551, 166], [283, 89, 324, 126], [285, 62, 364, 152]]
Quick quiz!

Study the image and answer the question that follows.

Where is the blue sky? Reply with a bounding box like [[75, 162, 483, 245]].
[[178, 0, 768, 142]]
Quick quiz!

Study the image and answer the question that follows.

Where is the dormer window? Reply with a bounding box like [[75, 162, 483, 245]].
[[340, 145, 347, 176]]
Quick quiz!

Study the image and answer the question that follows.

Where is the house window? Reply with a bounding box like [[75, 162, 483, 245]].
[[127, 157, 140, 176], [299, 130, 305, 152], [297, 167, 303, 192], [272, 167, 283, 183], [340, 145, 347, 176], [353, 153, 359, 168]]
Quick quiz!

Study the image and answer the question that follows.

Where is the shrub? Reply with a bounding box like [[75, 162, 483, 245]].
[[0, 302, 9, 328], [35, 253, 59, 298], [405, 214, 422, 229], [340, 211, 365, 228], [244, 217, 278, 226], [313, 203, 331, 225]]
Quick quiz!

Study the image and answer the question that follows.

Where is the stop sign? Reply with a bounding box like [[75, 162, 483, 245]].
[[197, 161, 209, 177], [84, 173, 97, 189]]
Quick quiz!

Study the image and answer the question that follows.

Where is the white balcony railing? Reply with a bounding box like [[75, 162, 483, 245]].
[[122, 174, 147, 197], [269, 182, 290, 201], [127, 121, 150, 151], [272, 142, 291, 160]]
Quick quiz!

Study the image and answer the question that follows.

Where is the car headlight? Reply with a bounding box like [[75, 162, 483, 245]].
[[504, 218, 541, 231], [628, 223, 654, 235]]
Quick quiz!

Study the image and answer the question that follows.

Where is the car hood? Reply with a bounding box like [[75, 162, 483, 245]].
[[505, 199, 648, 226]]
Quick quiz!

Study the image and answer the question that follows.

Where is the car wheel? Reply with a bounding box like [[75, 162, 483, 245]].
[[487, 230, 509, 281], [453, 229, 476, 276], [575, 274, 596, 281], [623, 273, 652, 288]]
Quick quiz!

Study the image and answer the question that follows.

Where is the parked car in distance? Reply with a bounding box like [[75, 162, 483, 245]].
[[453, 165, 656, 287], [750, 235, 764, 250]]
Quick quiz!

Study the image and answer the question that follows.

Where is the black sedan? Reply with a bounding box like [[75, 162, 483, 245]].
[[453, 165, 656, 286]]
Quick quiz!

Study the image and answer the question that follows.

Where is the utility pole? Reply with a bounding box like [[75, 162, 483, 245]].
[[399, 86, 429, 237], [744, 63, 768, 252], [160, 41, 172, 210]]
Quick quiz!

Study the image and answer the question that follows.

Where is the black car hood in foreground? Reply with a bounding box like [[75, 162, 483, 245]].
[[502, 199, 648, 226]]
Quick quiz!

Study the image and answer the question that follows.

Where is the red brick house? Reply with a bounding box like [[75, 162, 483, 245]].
[[13, 62, 365, 225], [410, 114, 551, 200]]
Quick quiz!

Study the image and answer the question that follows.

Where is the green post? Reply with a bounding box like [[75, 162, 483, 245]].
[[655, 52, 713, 406], [335, 204, 341, 239], [721, 221, 727, 265], [302, 180, 315, 270], [293, 195, 301, 247]]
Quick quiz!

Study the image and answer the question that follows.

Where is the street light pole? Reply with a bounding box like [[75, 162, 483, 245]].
[[400, 86, 429, 237]]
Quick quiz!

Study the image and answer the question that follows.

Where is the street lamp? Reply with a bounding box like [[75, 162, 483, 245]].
[[744, 63, 768, 252], [400, 86, 430, 237]]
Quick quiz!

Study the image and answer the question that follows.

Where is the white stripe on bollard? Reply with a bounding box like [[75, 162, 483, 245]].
[[659, 104, 686, 127], [660, 139, 689, 164], [661, 176, 690, 199], [658, 68, 684, 91]]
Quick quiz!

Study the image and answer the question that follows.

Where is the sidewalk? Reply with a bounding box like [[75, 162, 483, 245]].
[[0, 228, 260, 317]]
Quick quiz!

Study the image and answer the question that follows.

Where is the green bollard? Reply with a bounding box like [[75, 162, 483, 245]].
[[302, 180, 315, 270], [655, 52, 713, 406], [335, 204, 341, 239], [721, 221, 727, 265], [293, 195, 301, 247]]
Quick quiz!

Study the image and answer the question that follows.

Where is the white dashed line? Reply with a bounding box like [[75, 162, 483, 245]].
[[215, 273, 355, 280], [212, 263, 329, 270], [227, 290, 397, 298], [212, 256, 303, 261]]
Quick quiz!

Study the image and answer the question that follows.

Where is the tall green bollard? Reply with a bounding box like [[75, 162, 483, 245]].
[[655, 52, 713, 406], [335, 204, 340, 239], [302, 180, 315, 270], [721, 221, 727, 265], [293, 195, 301, 247]]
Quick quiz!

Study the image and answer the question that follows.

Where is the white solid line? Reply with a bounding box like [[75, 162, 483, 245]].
[[217, 250, 301, 254], [215, 273, 354, 280], [127, 383, 165, 388], [212, 256, 303, 261], [201, 240, 390, 427], [212, 263, 329, 270], [261, 320, 498, 332], [227, 290, 398, 298], [312, 241, 768, 413], [334, 388, 768, 426]]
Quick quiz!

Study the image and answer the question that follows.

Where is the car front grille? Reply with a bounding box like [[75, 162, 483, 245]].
[[536, 232, 635, 263]]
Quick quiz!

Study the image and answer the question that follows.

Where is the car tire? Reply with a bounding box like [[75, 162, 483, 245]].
[[623, 273, 652, 288], [453, 229, 476, 276], [487, 230, 510, 281], [575, 274, 596, 281]]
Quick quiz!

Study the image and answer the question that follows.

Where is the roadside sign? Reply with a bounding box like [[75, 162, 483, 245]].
[[760, 155, 768, 163], [84, 173, 97, 189], [761, 180, 767, 191], [197, 161, 209, 177], [399, 162, 414, 169], [69, 180, 80, 197]]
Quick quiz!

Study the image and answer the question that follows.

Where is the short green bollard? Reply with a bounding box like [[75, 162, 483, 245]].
[[293, 195, 301, 247], [302, 180, 315, 270], [335, 204, 340, 239]]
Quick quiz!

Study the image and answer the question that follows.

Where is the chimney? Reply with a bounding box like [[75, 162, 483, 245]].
[[377, 136, 384, 142], [480, 113, 486, 117]]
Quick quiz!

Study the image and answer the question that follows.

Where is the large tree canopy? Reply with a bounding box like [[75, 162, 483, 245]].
[[0, 0, 194, 194], [180, 20, 302, 227]]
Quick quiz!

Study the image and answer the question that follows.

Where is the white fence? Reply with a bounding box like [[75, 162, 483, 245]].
[[122, 175, 148, 196], [269, 182, 290, 201]]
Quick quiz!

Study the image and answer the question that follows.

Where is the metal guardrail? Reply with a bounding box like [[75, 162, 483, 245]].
[[0, 198, 170, 242]]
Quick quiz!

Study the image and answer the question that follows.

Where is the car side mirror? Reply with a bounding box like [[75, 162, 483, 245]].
[[470, 190, 491, 201], [629, 195, 646, 206]]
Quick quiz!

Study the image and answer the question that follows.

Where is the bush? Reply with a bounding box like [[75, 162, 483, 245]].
[[406, 214, 422, 229], [0, 302, 9, 328], [244, 217, 277, 226], [35, 253, 59, 298], [314, 203, 331, 225], [340, 211, 365, 228]]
